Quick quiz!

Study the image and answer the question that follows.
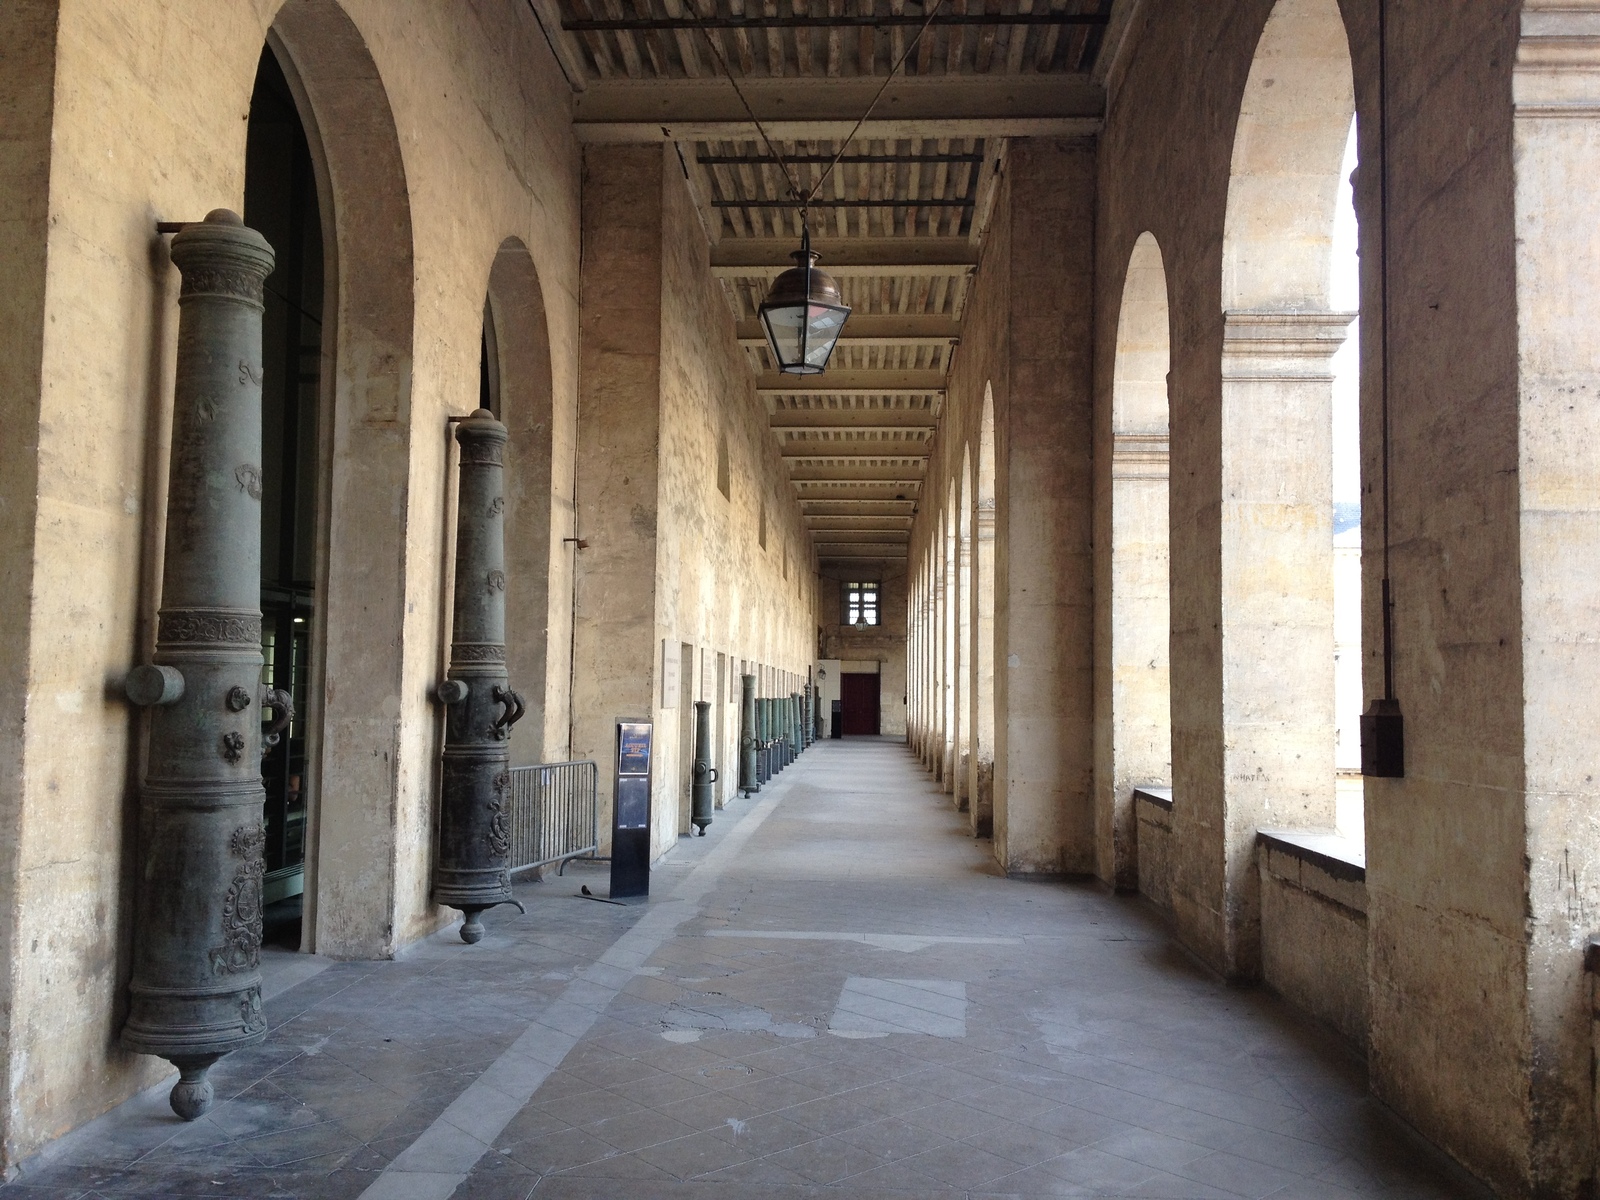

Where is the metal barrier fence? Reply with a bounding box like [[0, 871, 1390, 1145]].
[[506, 760, 600, 876]]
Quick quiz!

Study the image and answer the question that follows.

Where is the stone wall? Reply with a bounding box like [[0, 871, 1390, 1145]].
[[819, 564, 908, 737], [1257, 833, 1368, 1052], [0, 0, 585, 1165], [654, 146, 818, 851], [573, 145, 817, 863], [1100, 0, 1600, 1191]]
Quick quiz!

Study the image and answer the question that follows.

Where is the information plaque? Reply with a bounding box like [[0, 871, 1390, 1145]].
[[611, 720, 653, 899]]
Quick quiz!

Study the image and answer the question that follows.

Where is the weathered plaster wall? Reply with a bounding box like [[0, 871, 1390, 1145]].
[[573, 145, 817, 863], [3, 0, 581, 1164], [819, 564, 908, 737]]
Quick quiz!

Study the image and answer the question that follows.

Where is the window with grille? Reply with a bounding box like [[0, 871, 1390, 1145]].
[[843, 581, 880, 627]]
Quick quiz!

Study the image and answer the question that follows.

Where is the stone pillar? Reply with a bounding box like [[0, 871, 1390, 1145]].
[[967, 496, 996, 837], [991, 139, 1097, 878], [1363, 8, 1600, 1192], [934, 518, 947, 790], [954, 527, 972, 811], [932, 538, 947, 775], [1170, 310, 1345, 977], [121, 211, 275, 1120]]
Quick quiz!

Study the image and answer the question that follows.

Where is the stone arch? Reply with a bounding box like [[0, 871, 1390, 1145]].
[[1097, 233, 1172, 890], [265, 1, 416, 958], [484, 238, 555, 767], [1187, 0, 1354, 977], [1221, 0, 1356, 311]]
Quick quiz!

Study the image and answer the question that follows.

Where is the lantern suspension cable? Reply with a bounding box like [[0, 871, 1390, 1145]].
[[693, 0, 950, 216], [695, 1, 948, 374]]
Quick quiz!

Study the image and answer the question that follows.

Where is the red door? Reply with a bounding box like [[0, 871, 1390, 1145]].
[[839, 672, 881, 735]]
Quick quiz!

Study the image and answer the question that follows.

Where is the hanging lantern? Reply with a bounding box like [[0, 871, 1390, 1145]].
[[758, 227, 851, 375]]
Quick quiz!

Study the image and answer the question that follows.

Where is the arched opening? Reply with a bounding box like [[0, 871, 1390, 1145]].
[[1329, 118, 1363, 839], [1097, 232, 1172, 890], [262, 1, 416, 958], [1201, 0, 1356, 972], [483, 239, 555, 767], [1222, 0, 1357, 312], [245, 45, 325, 950]]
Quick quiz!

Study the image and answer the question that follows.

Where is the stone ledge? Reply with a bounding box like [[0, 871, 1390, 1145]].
[[1257, 829, 1364, 879], [1132, 784, 1173, 811]]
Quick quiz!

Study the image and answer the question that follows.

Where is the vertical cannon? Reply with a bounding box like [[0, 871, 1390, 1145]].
[[792, 694, 802, 758], [758, 698, 771, 782], [739, 673, 758, 795], [433, 409, 527, 945], [691, 700, 715, 835], [122, 210, 289, 1120]]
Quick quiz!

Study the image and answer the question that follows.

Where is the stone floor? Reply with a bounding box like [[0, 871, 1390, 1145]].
[[4, 739, 1481, 1199]]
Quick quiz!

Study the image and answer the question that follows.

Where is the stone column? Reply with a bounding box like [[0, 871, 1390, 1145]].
[[934, 524, 947, 790], [1170, 310, 1346, 977], [954, 528, 972, 811], [932, 537, 947, 775], [1362, 9, 1600, 1191], [967, 496, 997, 836]]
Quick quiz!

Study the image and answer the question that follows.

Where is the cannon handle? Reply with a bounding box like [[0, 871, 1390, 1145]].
[[491, 686, 526, 738], [260, 687, 294, 756]]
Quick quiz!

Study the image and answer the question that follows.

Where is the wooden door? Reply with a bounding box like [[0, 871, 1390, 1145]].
[[840, 672, 881, 735]]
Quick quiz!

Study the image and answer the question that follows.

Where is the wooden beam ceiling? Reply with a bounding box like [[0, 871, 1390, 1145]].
[[550, 0, 1118, 564]]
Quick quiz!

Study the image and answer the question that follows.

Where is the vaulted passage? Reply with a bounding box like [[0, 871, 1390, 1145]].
[[6, 1, 1600, 1194], [12, 740, 1466, 1198]]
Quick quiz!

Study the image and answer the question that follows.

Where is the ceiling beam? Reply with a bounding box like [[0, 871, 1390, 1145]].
[[713, 239, 978, 270], [742, 336, 955, 350], [771, 425, 940, 438], [572, 75, 1103, 143], [780, 442, 930, 458], [566, 12, 1109, 30], [801, 499, 918, 510], [758, 370, 946, 393], [787, 473, 928, 486], [817, 547, 910, 558], [738, 314, 960, 343], [795, 485, 922, 499]]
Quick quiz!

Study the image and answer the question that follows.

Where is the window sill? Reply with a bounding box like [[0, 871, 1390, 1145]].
[[1256, 829, 1365, 883], [1132, 785, 1173, 811]]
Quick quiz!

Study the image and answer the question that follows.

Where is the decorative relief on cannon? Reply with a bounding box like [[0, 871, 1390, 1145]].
[[120, 210, 275, 1121]]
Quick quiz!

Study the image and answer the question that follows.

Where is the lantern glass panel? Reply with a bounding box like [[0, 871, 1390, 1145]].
[[803, 304, 848, 369], [760, 303, 811, 371]]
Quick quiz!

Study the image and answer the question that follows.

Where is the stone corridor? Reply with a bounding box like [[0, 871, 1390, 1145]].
[[5, 741, 1472, 1199]]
